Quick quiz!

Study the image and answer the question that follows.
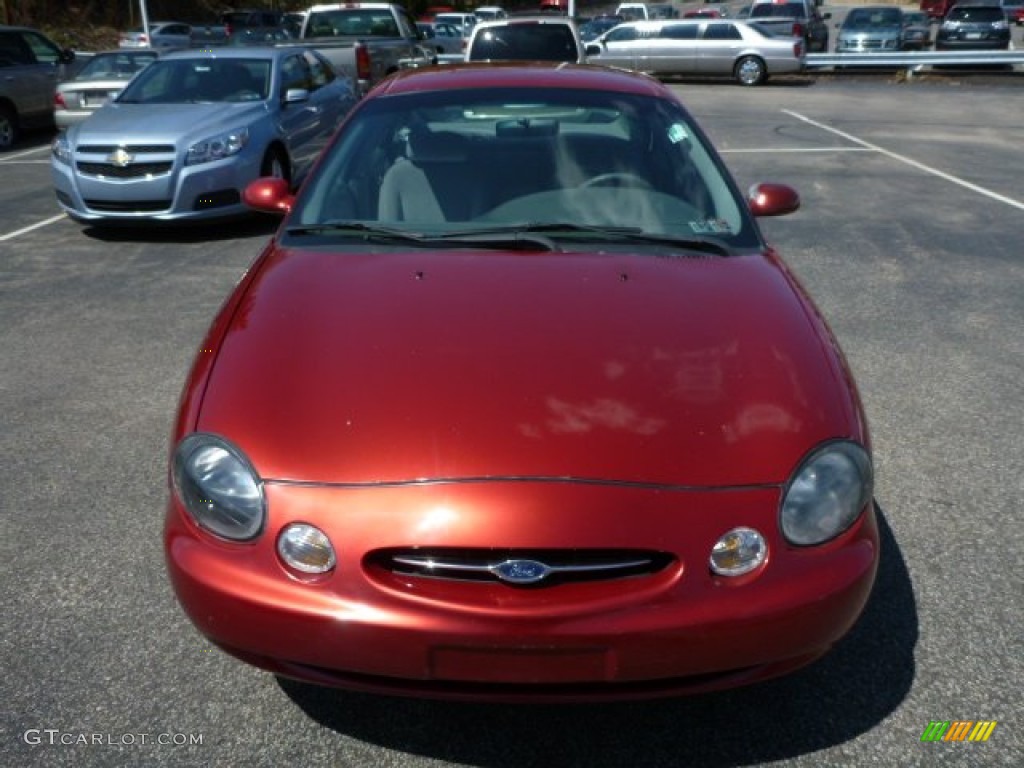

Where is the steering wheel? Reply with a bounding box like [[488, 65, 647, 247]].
[[579, 172, 654, 190]]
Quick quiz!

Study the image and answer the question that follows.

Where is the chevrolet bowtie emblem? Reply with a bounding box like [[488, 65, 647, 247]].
[[108, 148, 134, 167]]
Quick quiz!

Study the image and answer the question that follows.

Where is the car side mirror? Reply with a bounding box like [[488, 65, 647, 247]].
[[284, 87, 310, 104], [243, 177, 294, 215], [747, 183, 800, 217], [585, 43, 602, 55], [59, 48, 76, 64]]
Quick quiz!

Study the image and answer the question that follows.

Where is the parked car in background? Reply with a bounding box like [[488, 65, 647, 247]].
[[417, 20, 468, 54], [586, 18, 806, 86], [167, 61, 878, 702], [53, 49, 159, 130], [466, 16, 586, 62], [748, 0, 830, 53], [920, 0, 956, 21], [0, 25, 76, 149], [935, 2, 1011, 48], [433, 12, 478, 34], [1002, 0, 1024, 24], [51, 47, 357, 225], [901, 10, 933, 49], [118, 21, 193, 50], [539, 0, 569, 13], [835, 6, 904, 54], [474, 6, 508, 21], [648, 3, 679, 19], [683, 8, 728, 18], [616, 3, 650, 20], [578, 15, 625, 42]]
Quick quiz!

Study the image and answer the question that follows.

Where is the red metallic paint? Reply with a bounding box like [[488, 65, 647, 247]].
[[165, 64, 877, 700], [192, 246, 863, 487]]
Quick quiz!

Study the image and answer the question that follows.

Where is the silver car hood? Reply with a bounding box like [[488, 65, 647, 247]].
[[68, 102, 270, 146]]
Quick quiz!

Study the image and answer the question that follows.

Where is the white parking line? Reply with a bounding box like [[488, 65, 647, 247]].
[[0, 214, 67, 242], [782, 109, 1024, 211], [0, 145, 52, 163]]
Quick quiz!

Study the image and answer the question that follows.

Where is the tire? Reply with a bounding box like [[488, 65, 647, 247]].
[[734, 56, 767, 86], [0, 104, 18, 151], [260, 146, 290, 185]]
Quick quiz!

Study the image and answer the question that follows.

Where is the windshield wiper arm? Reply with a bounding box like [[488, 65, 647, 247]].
[[444, 223, 731, 256], [285, 222, 558, 251]]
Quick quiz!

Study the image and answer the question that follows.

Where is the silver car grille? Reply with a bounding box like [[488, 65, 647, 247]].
[[375, 548, 674, 586]]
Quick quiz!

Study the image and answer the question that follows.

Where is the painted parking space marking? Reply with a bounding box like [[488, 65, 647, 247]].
[[0, 214, 67, 242], [781, 109, 1024, 211]]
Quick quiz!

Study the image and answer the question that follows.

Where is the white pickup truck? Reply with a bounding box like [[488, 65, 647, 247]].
[[294, 3, 435, 96]]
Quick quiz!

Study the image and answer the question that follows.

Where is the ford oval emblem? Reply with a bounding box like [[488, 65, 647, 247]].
[[491, 559, 552, 585]]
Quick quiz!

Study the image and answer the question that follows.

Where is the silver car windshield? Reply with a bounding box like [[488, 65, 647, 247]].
[[117, 58, 272, 103], [292, 87, 759, 248]]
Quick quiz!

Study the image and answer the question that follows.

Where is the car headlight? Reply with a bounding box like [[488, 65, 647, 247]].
[[52, 133, 71, 165], [186, 127, 249, 166], [172, 433, 265, 541], [780, 441, 873, 546]]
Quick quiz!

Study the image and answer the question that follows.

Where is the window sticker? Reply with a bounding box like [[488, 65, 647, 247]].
[[667, 123, 689, 144], [690, 218, 733, 234]]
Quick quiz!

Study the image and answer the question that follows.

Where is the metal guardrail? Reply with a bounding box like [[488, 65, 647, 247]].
[[408, 51, 1024, 74], [806, 50, 1024, 71]]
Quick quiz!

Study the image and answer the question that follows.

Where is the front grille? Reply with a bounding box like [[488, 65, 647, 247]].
[[373, 548, 674, 587], [83, 198, 171, 213], [76, 144, 175, 154], [76, 162, 172, 178]]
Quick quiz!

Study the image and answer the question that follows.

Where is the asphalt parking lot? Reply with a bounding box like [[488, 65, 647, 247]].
[[1, 74, 1022, 767]]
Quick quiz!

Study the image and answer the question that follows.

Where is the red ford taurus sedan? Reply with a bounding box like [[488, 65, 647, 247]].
[[165, 63, 878, 701]]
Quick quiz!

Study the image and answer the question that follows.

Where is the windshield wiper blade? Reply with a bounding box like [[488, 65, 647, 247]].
[[285, 222, 558, 251], [445, 223, 731, 256]]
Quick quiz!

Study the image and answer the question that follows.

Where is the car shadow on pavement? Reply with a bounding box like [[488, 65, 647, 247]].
[[80, 215, 279, 244], [278, 506, 915, 767]]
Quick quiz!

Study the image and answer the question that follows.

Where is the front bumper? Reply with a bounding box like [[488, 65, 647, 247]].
[[51, 145, 264, 223], [165, 480, 879, 701]]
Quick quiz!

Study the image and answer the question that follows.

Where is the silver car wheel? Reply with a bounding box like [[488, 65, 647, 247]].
[[735, 56, 766, 87]]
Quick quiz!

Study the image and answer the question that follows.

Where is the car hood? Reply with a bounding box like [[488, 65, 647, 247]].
[[68, 102, 267, 145], [194, 246, 866, 487]]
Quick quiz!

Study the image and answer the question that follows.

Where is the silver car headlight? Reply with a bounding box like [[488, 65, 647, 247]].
[[172, 433, 265, 541], [186, 127, 249, 166], [52, 133, 72, 165], [780, 441, 873, 546]]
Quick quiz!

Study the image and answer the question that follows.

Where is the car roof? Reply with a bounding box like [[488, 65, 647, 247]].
[[474, 15, 578, 27], [373, 62, 670, 98], [159, 46, 291, 61]]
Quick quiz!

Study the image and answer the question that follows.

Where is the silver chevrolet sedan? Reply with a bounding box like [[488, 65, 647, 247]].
[[51, 47, 357, 224], [585, 19, 805, 86]]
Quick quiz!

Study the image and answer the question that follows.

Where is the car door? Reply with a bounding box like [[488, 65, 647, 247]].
[[593, 24, 641, 69], [647, 22, 700, 75], [696, 21, 744, 75], [275, 52, 324, 176], [0, 30, 60, 124]]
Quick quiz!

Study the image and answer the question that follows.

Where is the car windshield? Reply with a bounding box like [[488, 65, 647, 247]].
[[117, 58, 271, 103], [844, 8, 902, 26], [289, 86, 758, 249], [469, 24, 579, 61], [75, 51, 158, 80], [946, 7, 1004, 21]]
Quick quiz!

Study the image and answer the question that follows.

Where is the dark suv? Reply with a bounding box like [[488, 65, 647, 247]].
[[0, 26, 75, 149], [935, 3, 1011, 49]]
